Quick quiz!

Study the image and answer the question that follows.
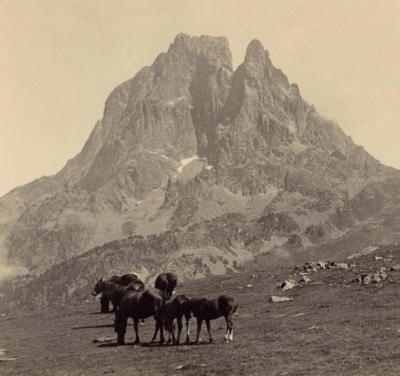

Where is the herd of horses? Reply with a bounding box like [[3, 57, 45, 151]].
[[92, 272, 238, 345]]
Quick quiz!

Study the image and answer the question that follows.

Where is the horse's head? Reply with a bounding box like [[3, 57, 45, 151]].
[[92, 278, 104, 296]]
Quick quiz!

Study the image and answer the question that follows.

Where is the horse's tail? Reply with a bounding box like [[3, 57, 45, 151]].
[[183, 299, 192, 319], [233, 301, 239, 314]]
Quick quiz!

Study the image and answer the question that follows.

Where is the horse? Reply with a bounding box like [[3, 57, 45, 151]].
[[96, 276, 119, 313], [119, 274, 142, 286], [92, 274, 144, 313], [187, 295, 238, 344], [154, 272, 178, 298], [161, 294, 191, 345], [115, 288, 165, 345]]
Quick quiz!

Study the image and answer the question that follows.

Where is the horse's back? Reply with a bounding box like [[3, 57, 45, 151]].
[[189, 298, 219, 319], [119, 273, 141, 286], [109, 275, 122, 284], [165, 294, 190, 318], [120, 288, 162, 319]]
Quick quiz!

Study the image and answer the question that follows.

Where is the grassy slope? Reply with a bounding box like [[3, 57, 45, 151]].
[[2, 246, 400, 375]]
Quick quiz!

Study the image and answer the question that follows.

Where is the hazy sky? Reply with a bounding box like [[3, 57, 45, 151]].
[[1, 0, 400, 196]]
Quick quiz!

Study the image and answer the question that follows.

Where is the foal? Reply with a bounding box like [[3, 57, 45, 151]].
[[153, 294, 191, 345], [188, 295, 238, 343]]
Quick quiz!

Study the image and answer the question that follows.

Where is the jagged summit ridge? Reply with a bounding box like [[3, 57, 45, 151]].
[[0, 33, 396, 283]]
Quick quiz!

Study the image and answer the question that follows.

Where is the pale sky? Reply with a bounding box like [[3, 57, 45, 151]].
[[1, 0, 400, 196]]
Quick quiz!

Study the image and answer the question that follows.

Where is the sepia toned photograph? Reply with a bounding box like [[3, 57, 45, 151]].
[[1, 1, 400, 375]]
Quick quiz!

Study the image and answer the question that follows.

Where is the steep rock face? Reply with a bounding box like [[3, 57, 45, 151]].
[[1, 34, 235, 273], [0, 33, 399, 289]]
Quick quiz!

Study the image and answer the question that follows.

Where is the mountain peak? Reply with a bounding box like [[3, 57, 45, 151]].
[[244, 39, 269, 64]]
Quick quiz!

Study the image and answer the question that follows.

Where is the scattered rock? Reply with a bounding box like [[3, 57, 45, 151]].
[[390, 264, 400, 271], [270, 296, 293, 303], [93, 337, 114, 343], [0, 349, 16, 362], [176, 364, 206, 370], [281, 279, 297, 290], [335, 263, 349, 270], [374, 256, 383, 261], [354, 271, 387, 285], [362, 275, 372, 285], [246, 284, 253, 288], [299, 275, 311, 283]]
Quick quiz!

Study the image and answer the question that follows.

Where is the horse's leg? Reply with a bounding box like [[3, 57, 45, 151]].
[[100, 295, 109, 313], [150, 321, 159, 343], [159, 318, 165, 344], [133, 318, 140, 345], [117, 314, 127, 345], [228, 314, 234, 342], [113, 307, 119, 333], [176, 316, 183, 345], [164, 320, 171, 344], [195, 318, 202, 344], [185, 316, 191, 344], [205, 319, 213, 343], [169, 319, 176, 345], [224, 315, 231, 341]]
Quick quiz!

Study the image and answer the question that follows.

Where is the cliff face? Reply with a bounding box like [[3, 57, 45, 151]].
[[1, 34, 400, 305], [0, 34, 234, 273]]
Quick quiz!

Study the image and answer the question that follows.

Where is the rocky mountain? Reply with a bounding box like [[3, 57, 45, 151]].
[[1, 33, 400, 307]]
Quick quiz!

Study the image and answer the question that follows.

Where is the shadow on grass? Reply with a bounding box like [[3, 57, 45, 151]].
[[141, 341, 211, 347], [73, 323, 134, 330], [97, 342, 120, 348], [97, 341, 212, 348]]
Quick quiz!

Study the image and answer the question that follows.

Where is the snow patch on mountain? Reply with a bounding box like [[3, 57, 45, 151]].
[[178, 156, 199, 173]]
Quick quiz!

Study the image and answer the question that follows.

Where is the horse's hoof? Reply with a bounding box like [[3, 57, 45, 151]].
[[209, 338, 214, 343]]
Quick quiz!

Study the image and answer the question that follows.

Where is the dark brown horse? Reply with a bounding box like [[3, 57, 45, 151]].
[[96, 276, 119, 313], [92, 274, 144, 313], [154, 272, 177, 298], [188, 295, 238, 343], [115, 288, 165, 345], [162, 294, 191, 345]]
